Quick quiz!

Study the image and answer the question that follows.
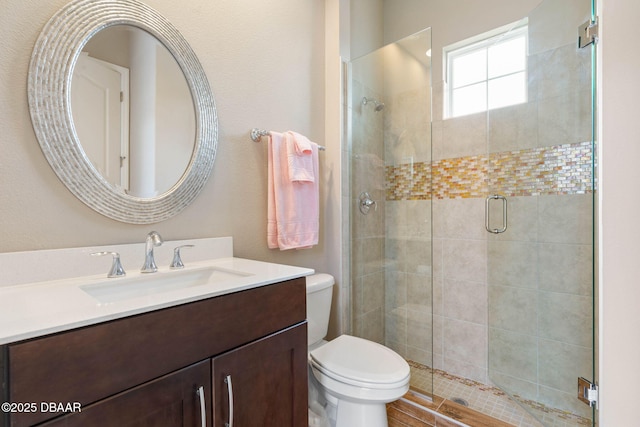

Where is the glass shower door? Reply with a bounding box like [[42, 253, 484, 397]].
[[486, 0, 596, 425], [348, 29, 434, 397]]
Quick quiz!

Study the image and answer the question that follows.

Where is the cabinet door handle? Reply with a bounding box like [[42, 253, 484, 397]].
[[224, 375, 234, 427], [196, 385, 206, 427]]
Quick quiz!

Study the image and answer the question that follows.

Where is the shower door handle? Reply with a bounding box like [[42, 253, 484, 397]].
[[485, 194, 508, 234]]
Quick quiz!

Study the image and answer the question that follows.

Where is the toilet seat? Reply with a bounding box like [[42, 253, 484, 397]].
[[309, 335, 410, 389]]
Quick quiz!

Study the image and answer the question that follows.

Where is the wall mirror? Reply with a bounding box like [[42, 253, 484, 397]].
[[28, 0, 218, 224]]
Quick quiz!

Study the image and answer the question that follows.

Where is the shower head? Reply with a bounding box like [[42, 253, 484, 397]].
[[362, 97, 385, 112]]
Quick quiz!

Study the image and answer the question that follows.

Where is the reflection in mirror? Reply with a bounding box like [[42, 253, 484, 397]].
[[71, 25, 195, 197]]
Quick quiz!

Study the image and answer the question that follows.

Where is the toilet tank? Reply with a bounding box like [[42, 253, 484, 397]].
[[306, 273, 334, 347]]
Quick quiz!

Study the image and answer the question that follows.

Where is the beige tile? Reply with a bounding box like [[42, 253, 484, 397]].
[[538, 338, 593, 395], [406, 200, 432, 239], [441, 357, 488, 385], [441, 112, 488, 159], [538, 194, 593, 245], [351, 276, 364, 316], [488, 328, 537, 383], [488, 240, 538, 288], [538, 290, 592, 347], [488, 285, 538, 335], [432, 80, 444, 122], [356, 307, 384, 344], [362, 270, 385, 312], [432, 239, 443, 280], [442, 239, 487, 284], [405, 345, 433, 369], [528, 2, 591, 56], [362, 236, 385, 273], [385, 269, 407, 310], [539, 242, 593, 296], [432, 275, 444, 316], [407, 272, 432, 309], [488, 101, 539, 153], [443, 318, 487, 372], [432, 314, 444, 363], [431, 120, 445, 161], [433, 198, 486, 240], [386, 201, 408, 239], [386, 308, 408, 351], [407, 307, 433, 352], [538, 89, 591, 148], [443, 279, 487, 325], [533, 42, 591, 100], [537, 385, 593, 420], [405, 239, 433, 275], [488, 370, 538, 402]]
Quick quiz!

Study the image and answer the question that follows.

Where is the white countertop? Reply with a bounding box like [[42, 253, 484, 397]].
[[0, 241, 314, 345]]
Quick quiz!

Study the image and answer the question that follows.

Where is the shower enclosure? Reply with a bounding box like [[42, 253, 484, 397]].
[[345, 0, 596, 425]]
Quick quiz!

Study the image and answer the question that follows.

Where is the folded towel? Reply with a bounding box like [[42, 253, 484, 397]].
[[285, 131, 315, 182], [267, 131, 319, 250]]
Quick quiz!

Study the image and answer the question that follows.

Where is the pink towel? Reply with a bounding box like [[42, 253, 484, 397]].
[[267, 131, 319, 250], [284, 131, 315, 182]]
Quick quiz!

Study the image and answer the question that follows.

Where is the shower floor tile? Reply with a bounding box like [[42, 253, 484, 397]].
[[404, 360, 591, 427]]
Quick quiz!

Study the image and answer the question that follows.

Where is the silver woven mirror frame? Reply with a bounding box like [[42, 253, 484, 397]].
[[28, 0, 218, 224]]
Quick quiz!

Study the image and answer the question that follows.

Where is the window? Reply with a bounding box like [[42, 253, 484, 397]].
[[444, 22, 528, 118]]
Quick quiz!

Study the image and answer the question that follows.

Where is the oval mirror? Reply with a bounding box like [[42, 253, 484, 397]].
[[28, 0, 217, 224]]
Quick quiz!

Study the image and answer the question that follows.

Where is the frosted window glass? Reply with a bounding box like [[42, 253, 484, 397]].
[[488, 72, 526, 109], [446, 25, 527, 118], [452, 50, 486, 88], [452, 82, 487, 117], [488, 36, 526, 78]]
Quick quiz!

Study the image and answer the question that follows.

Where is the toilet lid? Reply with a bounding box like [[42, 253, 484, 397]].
[[309, 335, 410, 386]]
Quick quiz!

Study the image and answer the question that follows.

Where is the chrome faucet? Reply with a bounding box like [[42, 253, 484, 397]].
[[141, 231, 164, 273]]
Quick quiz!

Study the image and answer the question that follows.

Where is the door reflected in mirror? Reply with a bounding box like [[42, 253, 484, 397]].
[[71, 25, 195, 197]]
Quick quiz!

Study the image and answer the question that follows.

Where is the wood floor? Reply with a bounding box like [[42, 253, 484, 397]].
[[387, 388, 515, 427]]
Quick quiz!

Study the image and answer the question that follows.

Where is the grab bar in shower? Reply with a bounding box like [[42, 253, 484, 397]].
[[485, 194, 508, 234]]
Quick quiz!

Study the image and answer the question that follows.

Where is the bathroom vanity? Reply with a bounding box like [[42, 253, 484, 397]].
[[0, 238, 312, 427]]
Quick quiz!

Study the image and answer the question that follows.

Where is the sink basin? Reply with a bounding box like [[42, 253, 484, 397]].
[[81, 266, 252, 304]]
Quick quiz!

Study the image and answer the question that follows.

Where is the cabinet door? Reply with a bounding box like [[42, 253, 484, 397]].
[[212, 323, 307, 427], [40, 360, 211, 427]]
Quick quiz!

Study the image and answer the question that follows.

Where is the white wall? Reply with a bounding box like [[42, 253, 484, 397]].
[[598, 0, 640, 424]]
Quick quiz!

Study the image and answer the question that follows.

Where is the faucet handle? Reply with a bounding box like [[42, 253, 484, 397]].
[[170, 245, 195, 269], [91, 251, 126, 278]]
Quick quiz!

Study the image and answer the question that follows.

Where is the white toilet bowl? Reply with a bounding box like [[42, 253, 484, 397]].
[[306, 274, 410, 427], [309, 335, 410, 427]]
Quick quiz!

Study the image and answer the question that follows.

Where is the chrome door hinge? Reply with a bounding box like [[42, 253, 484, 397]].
[[578, 18, 599, 48], [578, 377, 599, 409]]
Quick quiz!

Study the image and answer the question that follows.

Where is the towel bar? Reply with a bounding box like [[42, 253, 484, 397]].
[[250, 128, 326, 151]]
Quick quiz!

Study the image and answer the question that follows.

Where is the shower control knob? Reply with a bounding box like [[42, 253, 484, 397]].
[[359, 192, 378, 215]]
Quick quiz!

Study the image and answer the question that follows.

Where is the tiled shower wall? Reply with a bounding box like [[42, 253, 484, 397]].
[[350, 38, 434, 391], [350, 73, 387, 344]]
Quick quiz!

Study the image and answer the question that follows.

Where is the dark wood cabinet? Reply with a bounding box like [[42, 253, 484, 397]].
[[4, 278, 308, 427], [40, 360, 211, 427], [212, 324, 307, 427]]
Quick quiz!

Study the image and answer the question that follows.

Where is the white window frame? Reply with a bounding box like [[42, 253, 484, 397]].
[[444, 20, 528, 119]]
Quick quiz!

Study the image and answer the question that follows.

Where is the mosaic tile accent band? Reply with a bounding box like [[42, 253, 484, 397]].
[[386, 142, 594, 200]]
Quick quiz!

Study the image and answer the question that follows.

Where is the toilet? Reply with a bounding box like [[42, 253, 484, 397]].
[[306, 273, 410, 427]]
